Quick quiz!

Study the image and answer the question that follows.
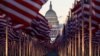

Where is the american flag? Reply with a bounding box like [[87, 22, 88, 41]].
[[0, 0, 50, 40], [0, 0, 48, 27]]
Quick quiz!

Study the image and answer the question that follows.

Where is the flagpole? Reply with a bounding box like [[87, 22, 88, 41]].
[[29, 39, 32, 56], [64, 44, 66, 56], [82, 20, 85, 56], [89, 16, 92, 56], [81, 0, 85, 56], [78, 31, 80, 56], [72, 39, 74, 56], [98, 44, 99, 56], [89, 0, 93, 55], [5, 18, 8, 56], [66, 46, 68, 56], [71, 38, 72, 56], [75, 34, 77, 56], [26, 36, 29, 56], [98, 25, 100, 56], [69, 38, 71, 56], [19, 31, 21, 56], [68, 38, 71, 56], [94, 44, 96, 56]]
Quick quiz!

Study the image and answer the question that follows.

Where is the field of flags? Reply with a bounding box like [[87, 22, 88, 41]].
[[0, 0, 51, 56], [58, 0, 100, 56], [0, 0, 100, 56]]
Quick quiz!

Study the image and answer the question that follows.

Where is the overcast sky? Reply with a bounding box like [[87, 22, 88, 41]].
[[39, 0, 75, 24]]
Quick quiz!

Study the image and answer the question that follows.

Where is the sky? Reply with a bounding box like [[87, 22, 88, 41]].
[[39, 0, 75, 24]]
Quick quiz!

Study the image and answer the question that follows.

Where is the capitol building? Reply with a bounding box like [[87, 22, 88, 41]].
[[45, 1, 59, 43]]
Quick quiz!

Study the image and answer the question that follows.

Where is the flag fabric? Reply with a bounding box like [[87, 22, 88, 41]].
[[71, 1, 82, 30], [0, 0, 50, 40], [82, 0, 100, 32], [71, 1, 82, 20], [25, 26, 50, 40], [71, 0, 100, 30], [91, 0, 100, 23], [0, 18, 18, 40], [17, 13, 50, 40], [82, 0, 99, 29], [95, 29, 100, 37], [0, 0, 48, 27], [31, 15, 50, 40], [18, 13, 50, 40], [59, 0, 100, 44], [90, 0, 100, 34], [69, 0, 100, 41], [60, 0, 100, 48]]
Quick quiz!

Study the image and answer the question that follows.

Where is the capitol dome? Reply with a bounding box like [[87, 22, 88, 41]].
[[45, 1, 59, 43], [45, 10, 57, 18], [45, 1, 59, 26]]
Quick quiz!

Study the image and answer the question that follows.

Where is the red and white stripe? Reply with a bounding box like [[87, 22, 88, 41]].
[[25, 26, 50, 38], [71, 2, 82, 19], [91, 0, 100, 23], [82, 2, 99, 30], [83, 4, 98, 26], [0, 0, 47, 26]]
